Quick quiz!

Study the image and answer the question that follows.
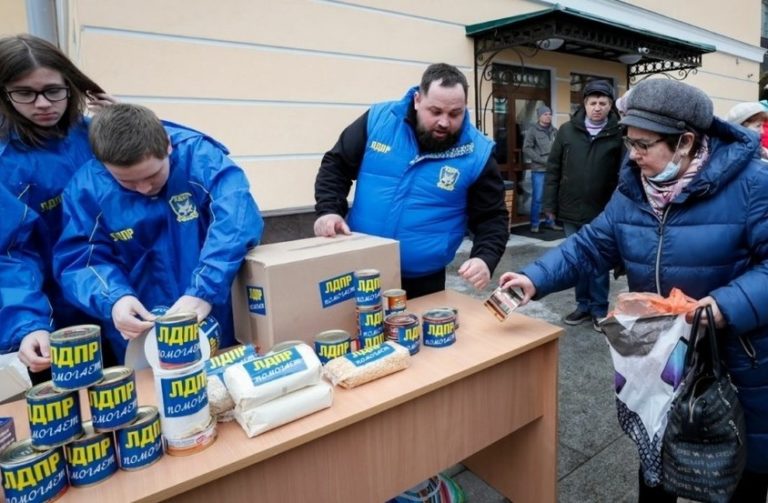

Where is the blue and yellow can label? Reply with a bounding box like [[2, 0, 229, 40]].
[[422, 311, 456, 348], [247, 286, 266, 315], [244, 347, 309, 386], [318, 272, 355, 308], [314, 331, 351, 364], [155, 313, 202, 367], [393, 324, 421, 355], [88, 367, 138, 431], [159, 367, 208, 418], [345, 343, 395, 367], [357, 306, 384, 339], [116, 407, 164, 471], [205, 345, 257, 378], [354, 269, 381, 307], [50, 325, 103, 391], [0, 441, 68, 503], [65, 423, 117, 487], [26, 382, 83, 449]]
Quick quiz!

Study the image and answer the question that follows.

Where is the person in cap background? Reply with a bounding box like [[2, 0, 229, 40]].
[[522, 105, 561, 233], [498, 78, 768, 501], [542, 79, 623, 331], [726, 101, 768, 159]]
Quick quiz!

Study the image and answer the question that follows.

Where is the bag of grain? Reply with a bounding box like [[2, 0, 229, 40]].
[[323, 341, 410, 389]]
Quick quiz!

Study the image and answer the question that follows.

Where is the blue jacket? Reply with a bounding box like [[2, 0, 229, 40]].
[[347, 87, 495, 277], [522, 118, 768, 472], [0, 120, 95, 329], [0, 186, 52, 351], [53, 123, 264, 363]]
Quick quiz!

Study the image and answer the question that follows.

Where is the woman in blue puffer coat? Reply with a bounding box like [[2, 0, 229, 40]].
[[499, 79, 768, 502]]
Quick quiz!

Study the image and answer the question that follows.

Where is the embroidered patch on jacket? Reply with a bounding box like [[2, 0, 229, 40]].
[[169, 192, 199, 222], [369, 140, 392, 154], [437, 166, 460, 191], [110, 228, 134, 242]]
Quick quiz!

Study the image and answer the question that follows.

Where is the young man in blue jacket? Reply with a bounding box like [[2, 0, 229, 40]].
[[53, 104, 263, 364]]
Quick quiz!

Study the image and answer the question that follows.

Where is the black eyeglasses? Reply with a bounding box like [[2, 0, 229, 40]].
[[6, 87, 70, 104], [622, 136, 664, 154]]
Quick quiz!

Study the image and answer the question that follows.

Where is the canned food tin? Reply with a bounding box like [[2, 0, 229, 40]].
[[384, 312, 421, 355], [64, 421, 117, 487], [422, 309, 457, 348], [26, 382, 83, 450], [154, 312, 202, 369], [163, 415, 217, 456], [353, 269, 381, 307], [199, 315, 222, 355], [0, 439, 68, 503], [483, 287, 524, 322], [314, 330, 351, 364], [357, 305, 384, 349], [116, 406, 163, 471], [382, 289, 407, 316], [87, 366, 138, 432], [154, 360, 211, 442], [49, 324, 103, 391]]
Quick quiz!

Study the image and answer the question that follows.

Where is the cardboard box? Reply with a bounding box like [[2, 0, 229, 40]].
[[232, 233, 400, 351]]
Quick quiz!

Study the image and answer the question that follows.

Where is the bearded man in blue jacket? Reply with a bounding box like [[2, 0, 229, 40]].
[[53, 104, 263, 364], [314, 63, 509, 298]]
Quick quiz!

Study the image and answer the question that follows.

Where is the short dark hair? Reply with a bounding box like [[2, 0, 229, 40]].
[[89, 104, 169, 166], [0, 34, 104, 147], [420, 63, 468, 100]]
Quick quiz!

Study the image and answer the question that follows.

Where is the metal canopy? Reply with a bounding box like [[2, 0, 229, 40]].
[[465, 5, 716, 129]]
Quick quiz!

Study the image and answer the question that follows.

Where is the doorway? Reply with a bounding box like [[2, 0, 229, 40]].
[[491, 64, 552, 223]]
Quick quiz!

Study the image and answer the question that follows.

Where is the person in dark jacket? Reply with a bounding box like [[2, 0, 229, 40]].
[[53, 104, 264, 364], [522, 105, 560, 233], [543, 79, 623, 330], [314, 63, 509, 298], [499, 79, 768, 502]]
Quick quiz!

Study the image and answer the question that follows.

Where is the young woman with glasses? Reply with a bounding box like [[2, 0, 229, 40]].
[[0, 34, 115, 379]]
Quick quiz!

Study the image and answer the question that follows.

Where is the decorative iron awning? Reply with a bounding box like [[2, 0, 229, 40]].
[[465, 5, 716, 128]]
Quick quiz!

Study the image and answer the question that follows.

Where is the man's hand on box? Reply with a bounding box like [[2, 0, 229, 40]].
[[167, 295, 212, 322], [313, 214, 351, 237], [458, 258, 491, 290], [112, 296, 156, 340]]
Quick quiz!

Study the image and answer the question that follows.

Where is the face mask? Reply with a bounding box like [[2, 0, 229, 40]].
[[648, 136, 686, 183]]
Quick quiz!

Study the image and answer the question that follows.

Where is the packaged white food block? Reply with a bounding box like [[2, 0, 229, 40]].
[[205, 345, 259, 420], [234, 381, 333, 438], [323, 341, 410, 389], [223, 343, 322, 409]]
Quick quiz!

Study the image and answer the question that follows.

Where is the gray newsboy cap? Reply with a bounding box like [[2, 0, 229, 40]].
[[620, 79, 713, 134]]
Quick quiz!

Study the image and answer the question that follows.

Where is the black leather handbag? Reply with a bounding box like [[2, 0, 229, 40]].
[[662, 305, 747, 502]]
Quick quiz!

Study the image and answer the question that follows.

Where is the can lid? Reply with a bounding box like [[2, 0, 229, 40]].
[[98, 366, 134, 386], [384, 312, 419, 325], [122, 406, 159, 430], [422, 309, 456, 321], [50, 324, 100, 343], [354, 268, 380, 277], [315, 330, 351, 344], [26, 380, 68, 400], [382, 289, 406, 297], [0, 438, 50, 466], [356, 304, 383, 313], [155, 312, 197, 324]]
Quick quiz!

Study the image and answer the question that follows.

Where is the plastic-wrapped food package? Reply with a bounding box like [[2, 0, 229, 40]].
[[234, 382, 333, 438], [223, 343, 322, 409], [204, 345, 258, 421], [323, 341, 410, 389]]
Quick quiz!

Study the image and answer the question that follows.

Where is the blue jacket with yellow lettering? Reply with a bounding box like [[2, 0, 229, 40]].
[[346, 86, 497, 277], [0, 119, 96, 331], [53, 123, 263, 362], [0, 185, 52, 352]]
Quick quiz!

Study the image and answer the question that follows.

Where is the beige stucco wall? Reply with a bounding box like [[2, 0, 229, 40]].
[[0, 0, 28, 36], [61, 0, 762, 213]]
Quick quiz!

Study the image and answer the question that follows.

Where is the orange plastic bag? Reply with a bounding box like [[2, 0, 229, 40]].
[[610, 288, 698, 318]]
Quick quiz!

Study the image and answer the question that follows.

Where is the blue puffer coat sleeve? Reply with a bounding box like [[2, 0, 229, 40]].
[[175, 137, 264, 304], [53, 168, 136, 320], [0, 187, 53, 351], [709, 167, 768, 336]]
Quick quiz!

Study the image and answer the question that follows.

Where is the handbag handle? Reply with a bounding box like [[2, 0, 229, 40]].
[[684, 305, 722, 379]]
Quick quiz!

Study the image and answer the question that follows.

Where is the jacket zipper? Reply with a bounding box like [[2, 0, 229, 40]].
[[738, 335, 758, 368], [654, 206, 671, 295]]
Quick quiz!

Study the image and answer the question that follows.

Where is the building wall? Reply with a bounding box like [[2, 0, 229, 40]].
[[0, 0, 28, 36], [61, 0, 762, 219]]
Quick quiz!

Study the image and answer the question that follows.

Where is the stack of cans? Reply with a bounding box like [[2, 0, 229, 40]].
[[150, 312, 216, 456], [353, 269, 385, 351], [0, 324, 163, 501]]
